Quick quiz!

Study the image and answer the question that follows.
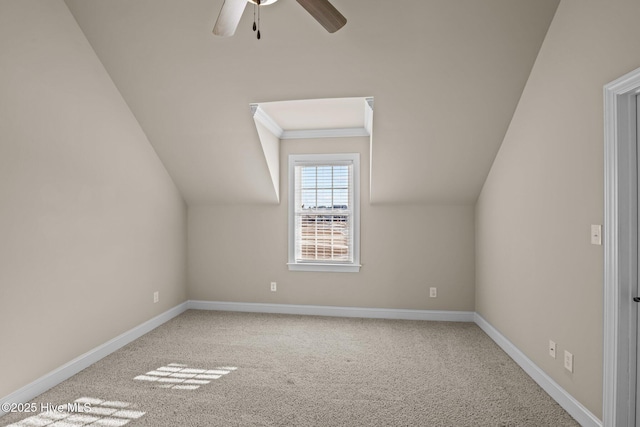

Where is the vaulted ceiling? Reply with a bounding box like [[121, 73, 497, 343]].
[[63, 0, 559, 205]]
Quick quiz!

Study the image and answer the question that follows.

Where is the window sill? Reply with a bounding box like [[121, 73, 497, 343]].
[[287, 262, 361, 273]]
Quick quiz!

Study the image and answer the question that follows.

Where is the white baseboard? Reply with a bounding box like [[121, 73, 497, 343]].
[[188, 300, 475, 322], [0, 301, 602, 427], [0, 302, 189, 416], [474, 313, 602, 427]]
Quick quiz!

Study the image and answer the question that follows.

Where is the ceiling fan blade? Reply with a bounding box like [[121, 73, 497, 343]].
[[213, 0, 247, 37], [295, 0, 346, 33]]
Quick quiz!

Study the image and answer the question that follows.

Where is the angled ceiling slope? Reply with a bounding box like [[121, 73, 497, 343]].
[[251, 97, 373, 202], [63, 0, 560, 205]]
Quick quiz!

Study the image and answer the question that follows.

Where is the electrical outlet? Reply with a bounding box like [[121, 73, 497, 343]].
[[549, 340, 556, 359], [270, 282, 277, 292], [429, 287, 437, 298], [564, 350, 573, 373], [153, 291, 159, 303]]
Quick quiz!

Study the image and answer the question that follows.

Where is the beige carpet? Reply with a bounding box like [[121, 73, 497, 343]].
[[2, 310, 579, 426]]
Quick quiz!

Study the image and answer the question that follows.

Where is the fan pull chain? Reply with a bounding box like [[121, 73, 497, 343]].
[[251, 0, 261, 39], [252, 3, 256, 31], [257, 0, 261, 39]]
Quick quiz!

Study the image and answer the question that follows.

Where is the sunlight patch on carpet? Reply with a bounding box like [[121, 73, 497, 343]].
[[5, 397, 145, 427], [134, 362, 237, 390]]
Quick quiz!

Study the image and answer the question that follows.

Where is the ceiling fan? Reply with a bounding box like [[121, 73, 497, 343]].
[[212, 0, 346, 39]]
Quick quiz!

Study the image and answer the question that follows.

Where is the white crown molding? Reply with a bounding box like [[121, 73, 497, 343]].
[[280, 127, 370, 139], [365, 97, 374, 110], [251, 104, 284, 138], [251, 97, 374, 141], [364, 97, 374, 136], [250, 97, 374, 204]]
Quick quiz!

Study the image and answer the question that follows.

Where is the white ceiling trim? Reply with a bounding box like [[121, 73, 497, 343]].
[[251, 104, 284, 138], [280, 127, 369, 139], [364, 97, 374, 135], [250, 102, 373, 140], [251, 97, 374, 203]]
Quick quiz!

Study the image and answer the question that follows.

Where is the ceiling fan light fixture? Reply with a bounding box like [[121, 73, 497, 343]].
[[213, 0, 346, 38]]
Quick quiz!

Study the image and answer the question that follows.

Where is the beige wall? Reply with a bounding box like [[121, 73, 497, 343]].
[[9, 0, 632, 419], [189, 137, 475, 311], [476, 0, 640, 418], [0, 0, 187, 398]]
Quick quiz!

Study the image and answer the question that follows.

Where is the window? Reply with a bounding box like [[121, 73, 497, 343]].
[[288, 153, 361, 272]]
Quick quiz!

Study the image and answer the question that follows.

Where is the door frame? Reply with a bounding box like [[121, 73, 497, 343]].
[[604, 66, 640, 427]]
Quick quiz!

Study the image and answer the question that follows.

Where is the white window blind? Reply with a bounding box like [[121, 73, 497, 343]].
[[288, 153, 360, 272], [295, 162, 353, 262]]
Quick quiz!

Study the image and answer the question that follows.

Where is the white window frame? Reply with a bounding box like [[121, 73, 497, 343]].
[[287, 153, 361, 273]]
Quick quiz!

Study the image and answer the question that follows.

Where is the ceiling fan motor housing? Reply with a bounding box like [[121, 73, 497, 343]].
[[247, 0, 278, 5]]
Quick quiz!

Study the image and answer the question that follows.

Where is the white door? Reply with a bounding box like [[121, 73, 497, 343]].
[[603, 66, 640, 427]]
